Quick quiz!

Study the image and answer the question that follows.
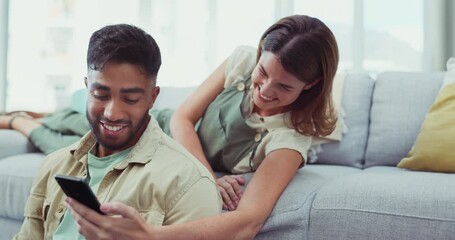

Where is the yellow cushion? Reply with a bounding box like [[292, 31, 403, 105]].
[[397, 82, 455, 172]]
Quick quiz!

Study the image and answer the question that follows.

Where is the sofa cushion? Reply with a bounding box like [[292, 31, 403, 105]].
[[397, 83, 455, 172], [0, 130, 39, 159], [253, 165, 360, 239], [315, 74, 374, 168], [440, 57, 455, 88], [153, 86, 196, 109], [365, 72, 445, 167], [0, 153, 45, 220], [309, 166, 455, 239], [0, 217, 22, 240]]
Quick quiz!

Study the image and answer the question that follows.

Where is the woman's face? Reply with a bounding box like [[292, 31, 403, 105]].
[[251, 51, 313, 116]]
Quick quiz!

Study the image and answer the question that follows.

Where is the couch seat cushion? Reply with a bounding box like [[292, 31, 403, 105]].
[[252, 165, 360, 239], [309, 166, 455, 240], [0, 153, 45, 220]]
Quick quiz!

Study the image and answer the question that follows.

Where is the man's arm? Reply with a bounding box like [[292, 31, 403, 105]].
[[67, 148, 302, 240], [63, 176, 221, 239], [13, 194, 46, 240], [164, 176, 222, 224]]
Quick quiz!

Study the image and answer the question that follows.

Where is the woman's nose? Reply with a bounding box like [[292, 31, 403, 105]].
[[260, 81, 273, 95]]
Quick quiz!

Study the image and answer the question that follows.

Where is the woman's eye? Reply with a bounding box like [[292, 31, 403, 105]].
[[259, 68, 266, 76], [281, 85, 292, 91]]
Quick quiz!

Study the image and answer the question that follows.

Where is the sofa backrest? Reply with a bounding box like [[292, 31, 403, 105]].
[[315, 74, 374, 168], [364, 71, 445, 167], [155, 76, 376, 169], [153, 72, 445, 169], [153, 86, 196, 109]]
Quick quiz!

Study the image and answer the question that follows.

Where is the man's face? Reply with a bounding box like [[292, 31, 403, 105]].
[[85, 62, 159, 157]]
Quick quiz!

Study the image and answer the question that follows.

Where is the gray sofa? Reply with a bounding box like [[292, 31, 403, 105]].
[[1, 71, 454, 240]]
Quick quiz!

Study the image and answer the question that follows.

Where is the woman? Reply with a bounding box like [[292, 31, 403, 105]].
[[66, 14, 339, 239], [161, 13, 338, 211], [0, 93, 89, 155]]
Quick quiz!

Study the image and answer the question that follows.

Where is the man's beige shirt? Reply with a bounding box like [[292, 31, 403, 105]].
[[14, 117, 222, 240]]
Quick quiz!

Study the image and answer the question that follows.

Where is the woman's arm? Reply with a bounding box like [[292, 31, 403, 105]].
[[154, 149, 303, 239], [169, 59, 227, 178], [66, 148, 303, 240]]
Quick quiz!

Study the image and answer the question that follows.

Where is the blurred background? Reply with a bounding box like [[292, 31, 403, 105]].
[[0, 0, 454, 112]]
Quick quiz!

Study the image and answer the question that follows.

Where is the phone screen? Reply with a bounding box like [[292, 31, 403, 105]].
[[54, 174, 104, 215]]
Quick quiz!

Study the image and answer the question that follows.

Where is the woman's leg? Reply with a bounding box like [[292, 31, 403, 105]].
[[0, 115, 43, 136]]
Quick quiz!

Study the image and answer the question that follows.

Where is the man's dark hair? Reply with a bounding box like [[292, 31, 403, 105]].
[[87, 24, 161, 80]]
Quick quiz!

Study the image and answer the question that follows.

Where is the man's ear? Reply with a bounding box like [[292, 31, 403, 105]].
[[84, 77, 88, 87], [149, 86, 160, 109], [303, 78, 321, 90]]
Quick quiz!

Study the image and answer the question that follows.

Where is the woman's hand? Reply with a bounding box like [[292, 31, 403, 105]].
[[216, 175, 245, 211]]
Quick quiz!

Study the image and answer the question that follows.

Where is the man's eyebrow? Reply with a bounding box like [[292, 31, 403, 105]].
[[91, 82, 110, 91], [120, 87, 145, 94]]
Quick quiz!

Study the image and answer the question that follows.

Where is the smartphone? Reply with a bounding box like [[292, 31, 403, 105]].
[[54, 174, 104, 215]]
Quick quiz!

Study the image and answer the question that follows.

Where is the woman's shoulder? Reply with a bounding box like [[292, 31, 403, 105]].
[[230, 45, 256, 59], [261, 124, 312, 163], [224, 46, 257, 88], [256, 114, 312, 148]]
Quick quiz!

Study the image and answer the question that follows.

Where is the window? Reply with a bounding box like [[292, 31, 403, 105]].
[[4, 0, 425, 111], [293, 0, 355, 71], [364, 0, 423, 72]]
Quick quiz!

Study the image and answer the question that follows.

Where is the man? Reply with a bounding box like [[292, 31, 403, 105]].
[[14, 24, 221, 239]]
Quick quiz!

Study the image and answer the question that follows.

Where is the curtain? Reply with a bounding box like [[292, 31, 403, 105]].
[[423, 0, 455, 71], [0, 0, 8, 111]]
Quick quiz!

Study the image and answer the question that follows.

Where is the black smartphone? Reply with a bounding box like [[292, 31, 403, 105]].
[[54, 174, 104, 215]]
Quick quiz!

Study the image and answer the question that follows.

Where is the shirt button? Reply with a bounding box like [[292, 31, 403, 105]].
[[36, 207, 43, 216], [58, 206, 64, 213], [254, 133, 262, 142], [237, 83, 245, 91]]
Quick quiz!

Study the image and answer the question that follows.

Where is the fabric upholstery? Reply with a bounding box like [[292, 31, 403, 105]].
[[0, 217, 22, 240], [253, 165, 361, 239], [315, 74, 374, 168], [0, 153, 45, 220], [0, 130, 38, 159], [365, 72, 445, 167], [2, 71, 455, 240], [309, 166, 455, 239], [397, 83, 455, 172], [153, 86, 196, 109], [440, 57, 455, 88]]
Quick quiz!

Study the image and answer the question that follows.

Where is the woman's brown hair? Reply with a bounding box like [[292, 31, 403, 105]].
[[257, 15, 339, 137]]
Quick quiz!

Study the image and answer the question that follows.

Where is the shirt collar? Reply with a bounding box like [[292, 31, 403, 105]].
[[244, 87, 293, 131]]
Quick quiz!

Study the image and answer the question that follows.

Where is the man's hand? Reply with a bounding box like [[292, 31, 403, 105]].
[[216, 175, 245, 211], [65, 197, 156, 240]]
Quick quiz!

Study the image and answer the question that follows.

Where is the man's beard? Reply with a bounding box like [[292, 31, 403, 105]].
[[86, 110, 150, 151]]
